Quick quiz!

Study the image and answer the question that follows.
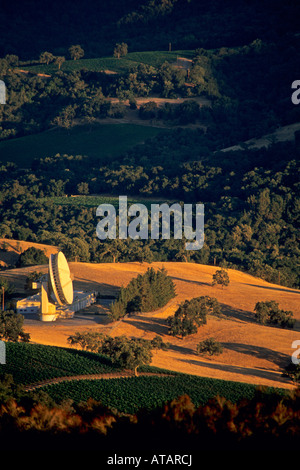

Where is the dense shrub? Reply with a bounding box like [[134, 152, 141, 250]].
[[138, 101, 158, 119], [110, 267, 176, 320], [16, 247, 48, 267], [254, 301, 295, 329], [196, 338, 223, 356], [0, 311, 30, 342]]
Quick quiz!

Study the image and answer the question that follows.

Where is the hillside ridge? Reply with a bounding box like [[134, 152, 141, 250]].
[[2, 257, 299, 390]]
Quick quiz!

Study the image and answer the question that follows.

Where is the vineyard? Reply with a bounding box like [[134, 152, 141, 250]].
[[41, 374, 285, 414], [20, 50, 195, 75], [2, 342, 287, 414], [4, 342, 122, 385]]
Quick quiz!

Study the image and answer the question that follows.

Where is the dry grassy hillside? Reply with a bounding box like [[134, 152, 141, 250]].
[[2, 260, 300, 390], [0, 239, 59, 267]]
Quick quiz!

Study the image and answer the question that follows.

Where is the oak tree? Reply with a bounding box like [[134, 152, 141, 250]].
[[69, 45, 84, 60]]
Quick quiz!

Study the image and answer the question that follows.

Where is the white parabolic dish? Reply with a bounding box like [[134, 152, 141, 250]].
[[49, 252, 73, 306]]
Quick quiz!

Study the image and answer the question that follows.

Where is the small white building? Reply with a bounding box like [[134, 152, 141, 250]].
[[16, 294, 40, 315], [16, 290, 96, 320]]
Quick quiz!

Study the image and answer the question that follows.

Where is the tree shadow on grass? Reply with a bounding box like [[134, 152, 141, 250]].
[[125, 315, 169, 336], [219, 303, 256, 323], [170, 276, 211, 288], [73, 278, 120, 296], [245, 283, 300, 295], [165, 342, 195, 356], [177, 357, 292, 386], [222, 342, 289, 367], [218, 303, 300, 331], [125, 315, 196, 355], [293, 319, 300, 331]]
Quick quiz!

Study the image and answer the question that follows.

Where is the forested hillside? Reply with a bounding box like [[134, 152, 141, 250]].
[[0, 0, 299, 453], [0, 0, 299, 289], [0, 137, 298, 288], [1, 0, 299, 59], [1, 36, 300, 142]]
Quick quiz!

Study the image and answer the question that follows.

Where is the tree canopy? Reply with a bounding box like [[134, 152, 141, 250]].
[[167, 296, 221, 337], [254, 301, 295, 329], [67, 331, 169, 376], [69, 45, 84, 61], [110, 267, 176, 320], [16, 247, 48, 267], [0, 310, 30, 342], [212, 268, 230, 288]]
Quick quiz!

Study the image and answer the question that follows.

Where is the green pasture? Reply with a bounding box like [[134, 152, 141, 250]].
[[0, 123, 163, 167]]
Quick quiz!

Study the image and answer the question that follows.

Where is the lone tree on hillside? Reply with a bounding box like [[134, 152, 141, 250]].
[[67, 331, 106, 352], [67, 332, 169, 376], [69, 44, 84, 61], [39, 51, 55, 65], [113, 42, 128, 59], [167, 296, 221, 338], [100, 336, 153, 376], [196, 338, 223, 356], [55, 56, 65, 70], [212, 268, 230, 288]]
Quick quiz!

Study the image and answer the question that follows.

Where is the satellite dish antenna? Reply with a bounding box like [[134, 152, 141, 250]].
[[32, 251, 73, 321], [49, 251, 73, 305]]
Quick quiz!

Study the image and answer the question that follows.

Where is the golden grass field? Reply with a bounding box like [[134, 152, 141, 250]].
[[0, 238, 59, 267], [2, 258, 300, 390]]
